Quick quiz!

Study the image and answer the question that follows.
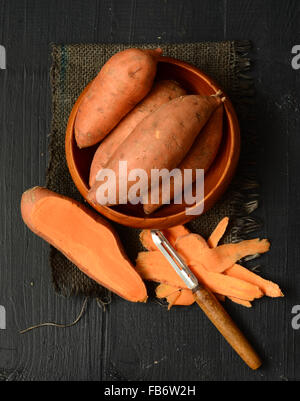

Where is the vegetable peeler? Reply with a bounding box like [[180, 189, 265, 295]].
[[151, 230, 262, 370]]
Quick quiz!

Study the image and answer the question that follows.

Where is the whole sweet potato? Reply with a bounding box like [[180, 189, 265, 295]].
[[89, 80, 186, 187], [88, 94, 222, 206], [143, 105, 224, 214], [75, 47, 162, 148]]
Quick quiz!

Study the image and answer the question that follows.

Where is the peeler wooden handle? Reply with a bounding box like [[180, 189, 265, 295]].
[[193, 286, 262, 370], [150, 229, 262, 370]]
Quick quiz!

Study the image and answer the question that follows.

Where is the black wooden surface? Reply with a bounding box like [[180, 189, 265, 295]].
[[0, 0, 299, 381]]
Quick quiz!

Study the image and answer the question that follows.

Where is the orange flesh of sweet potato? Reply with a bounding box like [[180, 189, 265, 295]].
[[174, 235, 281, 298], [202, 218, 281, 297], [156, 284, 190, 307], [168, 291, 193, 306], [155, 283, 195, 305], [140, 226, 196, 308], [141, 219, 281, 308], [225, 264, 283, 298], [75, 48, 162, 148], [21, 187, 147, 303], [207, 218, 252, 307], [143, 105, 224, 214], [139, 225, 190, 251], [136, 251, 263, 301], [155, 284, 226, 308], [174, 231, 281, 298], [175, 232, 208, 252], [88, 94, 222, 205], [157, 285, 250, 308], [207, 217, 229, 248], [189, 265, 264, 301], [170, 222, 253, 307], [155, 283, 178, 298], [165, 292, 181, 309], [155, 284, 182, 309], [140, 223, 259, 307], [136, 251, 188, 288], [228, 297, 252, 308], [175, 235, 270, 273], [89, 80, 187, 187]]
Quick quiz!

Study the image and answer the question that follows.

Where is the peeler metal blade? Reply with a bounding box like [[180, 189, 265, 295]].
[[151, 230, 200, 291]]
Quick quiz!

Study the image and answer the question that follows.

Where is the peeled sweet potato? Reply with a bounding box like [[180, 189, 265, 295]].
[[21, 187, 147, 303], [75, 48, 162, 148], [88, 94, 222, 206], [89, 80, 186, 187], [143, 105, 224, 214]]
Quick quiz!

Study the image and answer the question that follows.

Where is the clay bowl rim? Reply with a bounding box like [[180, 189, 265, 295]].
[[65, 56, 240, 229]]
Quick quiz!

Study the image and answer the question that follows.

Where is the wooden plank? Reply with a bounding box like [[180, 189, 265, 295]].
[[225, 0, 300, 381]]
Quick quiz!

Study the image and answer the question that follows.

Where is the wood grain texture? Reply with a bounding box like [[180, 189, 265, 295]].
[[0, 0, 299, 381]]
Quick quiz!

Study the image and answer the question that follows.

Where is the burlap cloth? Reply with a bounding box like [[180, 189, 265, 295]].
[[47, 42, 259, 300]]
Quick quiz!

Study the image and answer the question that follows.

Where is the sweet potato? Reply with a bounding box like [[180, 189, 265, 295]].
[[88, 94, 222, 205], [174, 232, 282, 298], [225, 264, 283, 298], [136, 251, 263, 301], [143, 105, 224, 214], [228, 298, 252, 308], [75, 48, 162, 148], [21, 187, 147, 303], [138, 220, 283, 308], [139, 225, 190, 251], [156, 284, 194, 308], [207, 217, 229, 248], [89, 80, 187, 187], [136, 251, 192, 288], [153, 222, 246, 308], [156, 284, 226, 308], [175, 234, 271, 273], [155, 284, 182, 309]]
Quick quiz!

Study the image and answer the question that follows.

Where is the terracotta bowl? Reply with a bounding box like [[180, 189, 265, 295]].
[[65, 56, 240, 229]]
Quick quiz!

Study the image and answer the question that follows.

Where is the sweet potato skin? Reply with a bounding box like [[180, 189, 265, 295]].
[[75, 48, 162, 148], [89, 80, 186, 187], [143, 105, 224, 214], [88, 94, 222, 205], [21, 187, 147, 303]]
